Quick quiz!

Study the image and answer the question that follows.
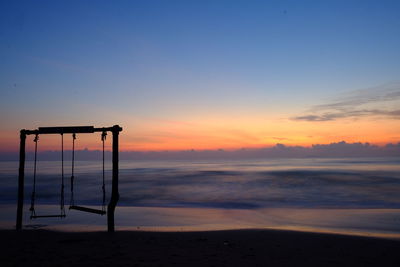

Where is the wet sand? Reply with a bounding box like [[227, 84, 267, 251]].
[[2, 229, 400, 267]]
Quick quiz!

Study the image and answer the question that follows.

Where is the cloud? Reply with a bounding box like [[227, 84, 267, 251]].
[[294, 109, 400, 121], [292, 82, 400, 121]]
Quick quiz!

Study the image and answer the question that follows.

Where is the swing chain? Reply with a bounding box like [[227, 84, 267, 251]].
[[29, 134, 39, 218]]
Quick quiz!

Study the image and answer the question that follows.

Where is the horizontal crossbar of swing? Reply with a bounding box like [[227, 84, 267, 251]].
[[22, 125, 122, 135], [69, 205, 106, 215], [31, 214, 66, 219]]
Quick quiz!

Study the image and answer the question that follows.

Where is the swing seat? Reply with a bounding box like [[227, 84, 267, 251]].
[[69, 205, 106, 215], [31, 214, 66, 219]]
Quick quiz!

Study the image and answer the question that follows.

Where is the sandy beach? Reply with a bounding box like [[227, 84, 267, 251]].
[[2, 229, 400, 267]]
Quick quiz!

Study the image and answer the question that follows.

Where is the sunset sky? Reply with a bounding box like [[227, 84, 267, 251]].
[[1, 0, 400, 152]]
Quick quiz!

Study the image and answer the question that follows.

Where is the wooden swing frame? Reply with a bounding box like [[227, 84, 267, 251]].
[[16, 125, 122, 232]]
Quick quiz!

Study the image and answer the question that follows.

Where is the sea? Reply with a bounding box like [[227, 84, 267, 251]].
[[1, 157, 400, 238]]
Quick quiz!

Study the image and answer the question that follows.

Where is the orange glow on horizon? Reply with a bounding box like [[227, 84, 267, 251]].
[[0, 115, 398, 152], [121, 116, 399, 151]]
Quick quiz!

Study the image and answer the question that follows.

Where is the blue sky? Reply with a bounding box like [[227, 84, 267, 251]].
[[1, 0, 400, 151]]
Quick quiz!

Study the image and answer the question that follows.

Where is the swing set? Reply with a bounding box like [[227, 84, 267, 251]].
[[16, 125, 122, 232]]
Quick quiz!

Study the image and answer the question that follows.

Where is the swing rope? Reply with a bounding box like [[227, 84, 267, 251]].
[[60, 133, 66, 216], [101, 131, 107, 212], [70, 133, 76, 207], [29, 134, 39, 218]]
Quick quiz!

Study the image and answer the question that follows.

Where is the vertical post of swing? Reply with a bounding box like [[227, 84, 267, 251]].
[[108, 125, 120, 232], [16, 130, 26, 230]]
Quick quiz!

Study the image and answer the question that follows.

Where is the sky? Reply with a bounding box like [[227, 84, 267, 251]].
[[1, 0, 400, 153]]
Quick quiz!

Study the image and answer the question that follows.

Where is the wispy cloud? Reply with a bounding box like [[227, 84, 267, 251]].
[[294, 109, 400, 121], [292, 82, 400, 121]]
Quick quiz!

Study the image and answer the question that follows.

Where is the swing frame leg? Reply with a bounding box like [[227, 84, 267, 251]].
[[16, 130, 26, 230], [108, 125, 120, 232]]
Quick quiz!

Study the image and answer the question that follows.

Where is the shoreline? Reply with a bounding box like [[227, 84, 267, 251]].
[[2, 228, 400, 266], [0, 205, 400, 239], [2, 204, 400, 239]]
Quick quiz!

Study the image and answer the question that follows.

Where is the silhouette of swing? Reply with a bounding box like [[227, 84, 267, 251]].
[[29, 133, 66, 219], [29, 130, 108, 218], [68, 132, 107, 215], [17, 125, 122, 232]]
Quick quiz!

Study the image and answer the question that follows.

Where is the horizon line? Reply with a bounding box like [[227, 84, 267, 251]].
[[1, 140, 399, 154]]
